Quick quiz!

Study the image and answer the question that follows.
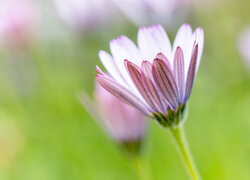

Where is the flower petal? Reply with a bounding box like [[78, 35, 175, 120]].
[[141, 60, 168, 112], [95, 65, 105, 75], [152, 58, 179, 110], [194, 27, 204, 74], [155, 52, 172, 68], [173, 24, 195, 76], [110, 35, 142, 95], [125, 60, 160, 112], [173, 47, 185, 103], [184, 44, 198, 102], [99, 50, 127, 87], [138, 25, 172, 63], [95, 74, 152, 116]]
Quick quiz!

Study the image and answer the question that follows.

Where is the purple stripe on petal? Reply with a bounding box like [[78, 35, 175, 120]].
[[152, 59, 179, 110], [125, 60, 158, 112], [185, 44, 198, 102], [173, 47, 185, 103], [141, 61, 168, 112], [95, 74, 152, 116], [156, 53, 171, 68]]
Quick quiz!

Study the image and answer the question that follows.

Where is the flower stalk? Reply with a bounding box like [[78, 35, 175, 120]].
[[169, 125, 201, 180], [131, 155, 152, 180]]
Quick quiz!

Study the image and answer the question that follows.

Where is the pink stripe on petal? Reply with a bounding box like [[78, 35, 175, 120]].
[[173, 47, 185, 103], [152, 59, 179, 110], [141, 61, 168, 112], [156, 53, 172, 68], [185, 44, 198, 102], [95, 74, 152, 116], [125, 60, 158, 112]]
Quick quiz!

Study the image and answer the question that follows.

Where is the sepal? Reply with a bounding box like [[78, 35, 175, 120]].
[[120, 140, 143, 157], [153, 104, 188, 128]]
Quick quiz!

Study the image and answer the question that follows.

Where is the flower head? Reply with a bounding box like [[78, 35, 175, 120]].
[[96, 24, 204, 127], [79, 83, 147, 155]]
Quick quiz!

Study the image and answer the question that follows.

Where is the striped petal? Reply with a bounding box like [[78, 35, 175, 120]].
[[141, 61, 168, 112], [95, 74, 152, 116], [173, 47, 185, 103], [155, 53, 172, 68], [110, 35, 142, 97], [152, 58, 179, 110], [184, 44, 198, 102], [95, 65, 105, 75], [99, 50, 127, 87], [125, 60, 160, 112], [173, 24, 195, 76]]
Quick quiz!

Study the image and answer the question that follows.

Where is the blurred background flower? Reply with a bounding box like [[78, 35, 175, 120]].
[[0, 0, 249, 179], [53, 0, 115, 34], [237, 27, 250, 71], [0, 0, 39, 97], [111, 0, 190, 28], [0, 0, 38, 49], [80, 83, 147, 155]]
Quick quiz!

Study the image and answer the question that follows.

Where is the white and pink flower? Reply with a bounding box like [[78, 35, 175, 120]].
[[95, 24, 204, 127], [80, 83, 147, 144]]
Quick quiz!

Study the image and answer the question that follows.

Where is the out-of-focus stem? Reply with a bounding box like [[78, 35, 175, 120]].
[[169, 125, 201, 180], [131, 156, 152, 180]]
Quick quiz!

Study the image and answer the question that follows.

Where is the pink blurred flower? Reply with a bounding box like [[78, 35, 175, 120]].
[[54, 0, 113, 32], [0, 0, 37, 48], [80, 83, 147, 145], [111, 0, 189, 27], [95, 24, 204, 127], [237, 27, 250, 70]]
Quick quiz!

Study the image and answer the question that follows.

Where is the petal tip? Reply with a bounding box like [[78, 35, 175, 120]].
[[98, 50, 105, 56], [179, 23, 192, 31], [95, 66, 104, 75]]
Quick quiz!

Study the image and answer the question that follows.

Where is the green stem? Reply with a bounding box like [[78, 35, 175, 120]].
[[169, 125, 201, 180], [131, 156, 152, 180]]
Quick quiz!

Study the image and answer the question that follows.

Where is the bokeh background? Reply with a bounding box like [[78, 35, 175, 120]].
[[0, 0, 249, 179]]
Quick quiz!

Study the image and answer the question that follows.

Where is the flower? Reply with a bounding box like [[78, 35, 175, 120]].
[[53, 0, 113, 32], [0, 0, 37, 48], [79, 83, 147, 154], [111, 0, 189, 27], [95, 24, 204, 127], [237, 27, 250, 70]]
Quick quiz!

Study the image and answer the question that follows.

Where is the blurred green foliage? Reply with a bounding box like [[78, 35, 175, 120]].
[[0, 0, 249, 179]]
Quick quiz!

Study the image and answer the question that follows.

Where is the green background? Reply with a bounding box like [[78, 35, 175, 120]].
[[0, 0, 249, 179]]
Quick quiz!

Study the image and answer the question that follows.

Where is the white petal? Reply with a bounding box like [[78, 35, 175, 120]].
[[138, 25, 171, 63], [98, 50, 127, 87], [193, 27, 204, 74], [111, 35, 141, 64], [148, 25, 172, 61], [173, 24, 195, 77], [110, 36, 143, 98], [138, 26, 159, 63]]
